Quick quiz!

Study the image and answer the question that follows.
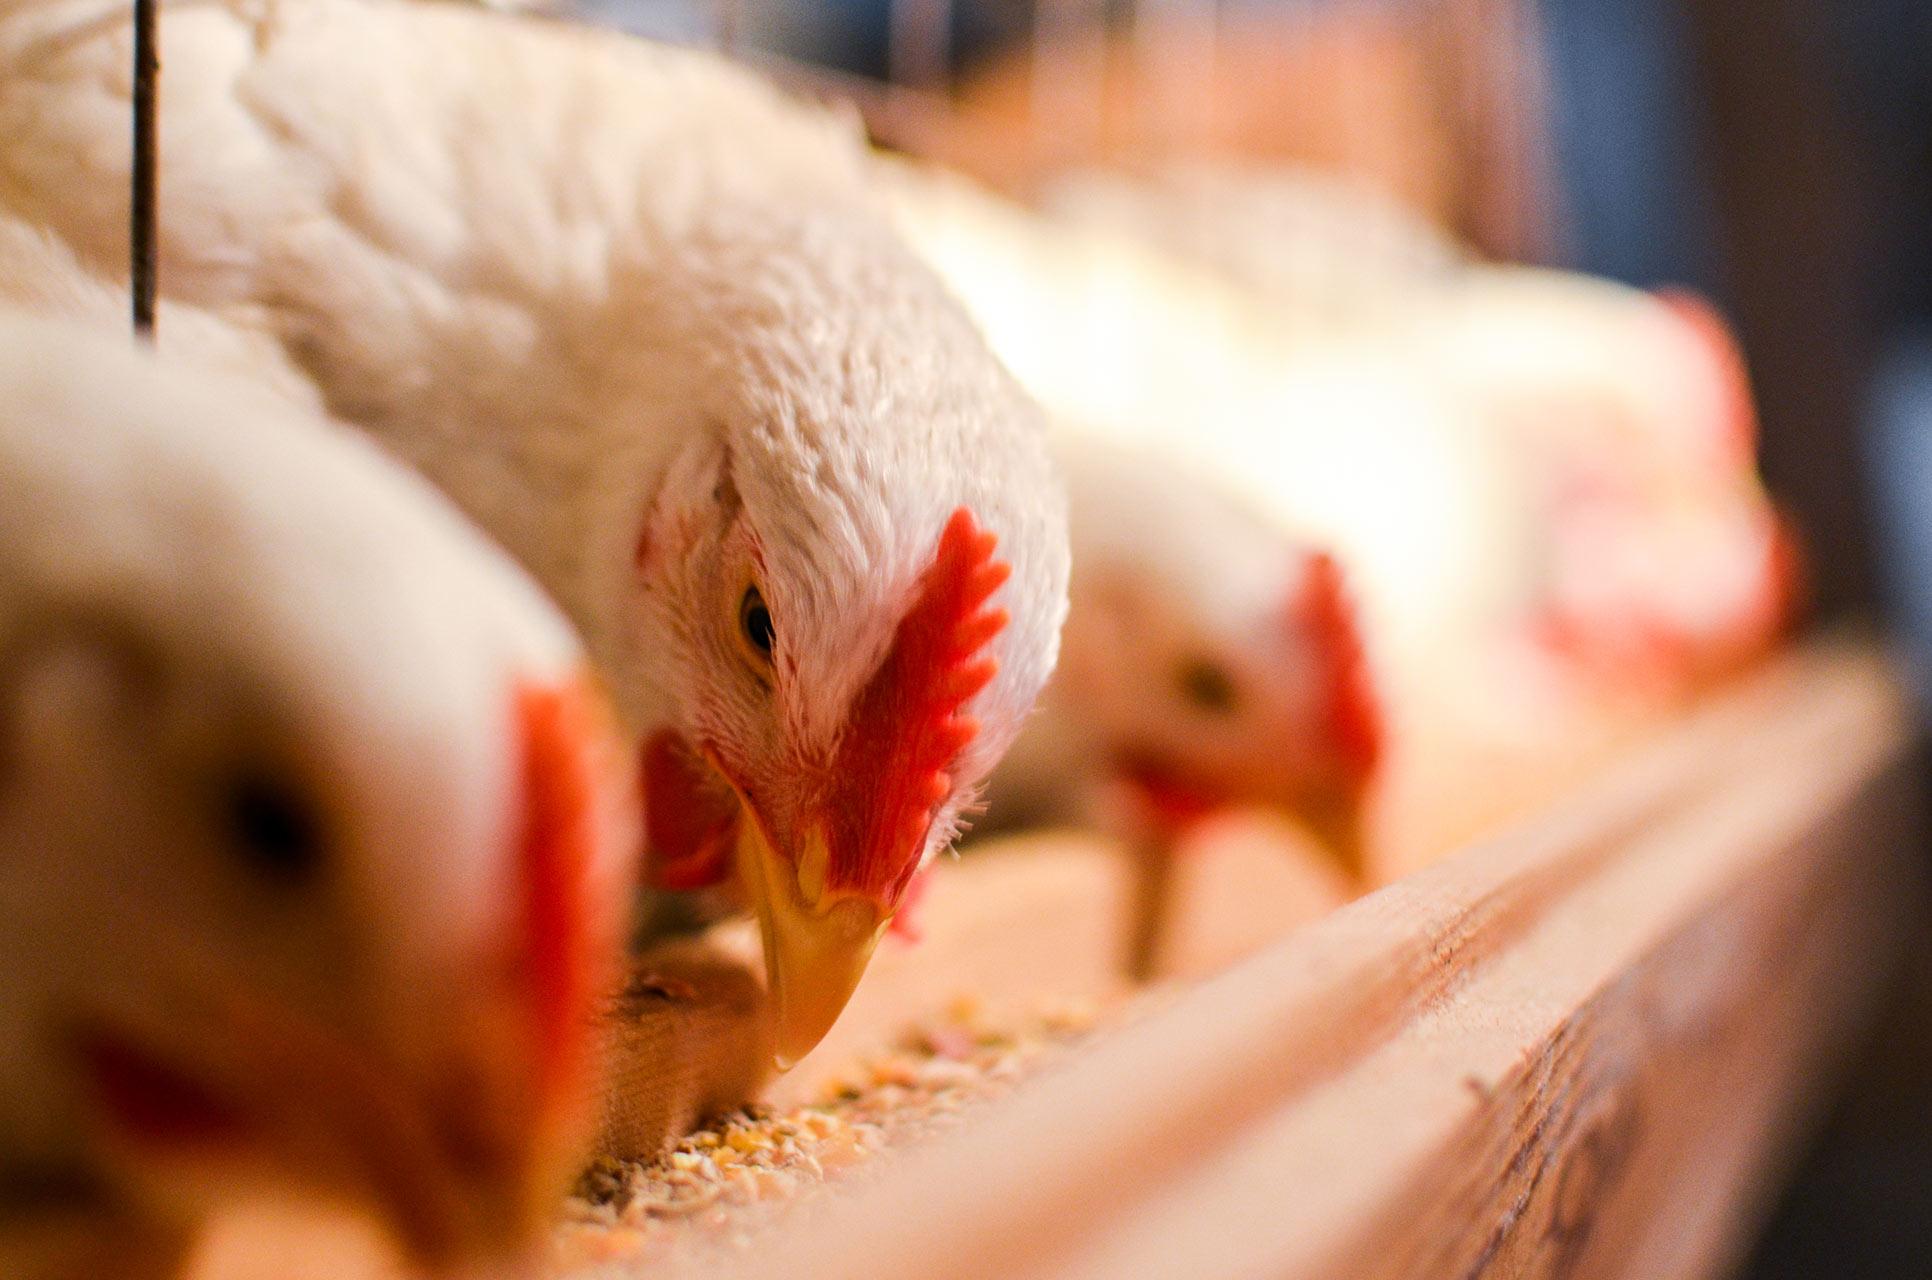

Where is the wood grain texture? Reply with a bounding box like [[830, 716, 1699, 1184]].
[[678, 641, 1917, 1280]]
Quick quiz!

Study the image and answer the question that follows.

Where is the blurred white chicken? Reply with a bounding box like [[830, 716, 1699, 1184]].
[[878, 157, 1802, 890], [0, 0, 1071, 1063], [0, 309, 636, 1280], [1042, 163, 1793, 693], [1426, 267, 1795, 692], [1043, 163, 1464, 334], [880, 160, 1529, 707], [883, 160, 1791, 714], [984, 429, 1380, 879]]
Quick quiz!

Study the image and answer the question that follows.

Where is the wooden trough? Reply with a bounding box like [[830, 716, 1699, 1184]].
[[595, 639, 1919, 1280], [186, 640, 1920, 1279]]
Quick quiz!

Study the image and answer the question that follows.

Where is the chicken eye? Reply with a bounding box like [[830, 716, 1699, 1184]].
[[1176, 658, 1238, 715], [221, 771, 325, 885], [739, 586, 776, 664]]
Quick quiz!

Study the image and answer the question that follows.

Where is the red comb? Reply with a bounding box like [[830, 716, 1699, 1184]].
[[820, 507, 1010, 902], [1295, 553, 1382, 786], [512, 675, 603, 1108], [1652, 289, 1759, 464]]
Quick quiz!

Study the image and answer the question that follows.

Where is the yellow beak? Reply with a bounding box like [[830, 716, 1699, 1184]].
[[733, 807, 888, 1069]]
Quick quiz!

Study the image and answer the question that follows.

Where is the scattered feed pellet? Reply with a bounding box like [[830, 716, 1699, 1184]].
[[554, 996, 1103, 1274]]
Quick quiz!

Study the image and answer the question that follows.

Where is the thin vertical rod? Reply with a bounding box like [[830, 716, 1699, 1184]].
[[131, 0, 158, 341]]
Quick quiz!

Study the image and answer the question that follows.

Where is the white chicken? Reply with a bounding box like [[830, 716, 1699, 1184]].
[[1043, 162, 1464, 335], [879, 159, 1528, 702], [1038, 163, 1794, 693], [883, 160, 1791, 711], [0, 0, 1071, 1063], [984, 429, 1380, 878], [879, 157, 1803, 890], [1427, 267, 1795, 692], [0, 309, 636, 1279]]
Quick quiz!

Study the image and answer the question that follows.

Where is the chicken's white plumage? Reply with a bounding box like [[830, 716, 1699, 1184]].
[[881, 159, 1524, 695], [0, 0, 1070, 1060], [1042, 162, 1464, 331], [884, 160, 1790, 708], [1022, 160, 1793, 689], [1428, 266, 1793, 686], [985, 428, 1380, 874], [0, 309, 634, 1278]]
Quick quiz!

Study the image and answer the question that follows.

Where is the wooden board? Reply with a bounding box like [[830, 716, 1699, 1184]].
[[659, 640, 1919, 1280], [186, 642, 1919, 1280]]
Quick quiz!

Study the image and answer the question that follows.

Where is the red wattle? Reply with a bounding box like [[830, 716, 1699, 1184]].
[[887, 867, 934, 943], [76, 1030, 245, 1148], [1295, 552, 1382, 786], [641, 730, 738, 891], [1117, 753, 1226, 835], [513, 675, 604, 1105]]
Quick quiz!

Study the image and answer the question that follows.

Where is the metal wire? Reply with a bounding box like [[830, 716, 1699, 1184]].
[[131, 0, 158, 341]]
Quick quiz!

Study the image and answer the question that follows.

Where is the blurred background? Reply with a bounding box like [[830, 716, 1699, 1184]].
[[555, 0, 1929, 1269], [558, 0, 1932, 652]]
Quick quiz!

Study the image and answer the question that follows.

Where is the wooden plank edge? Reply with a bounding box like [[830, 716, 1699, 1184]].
[[692, 641, 1911, 1280], [1066, 655, 1913, 1279]]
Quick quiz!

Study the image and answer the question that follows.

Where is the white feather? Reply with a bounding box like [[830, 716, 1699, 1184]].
[[0, 0, 1069, 873], [0, 307, 605, 1270]]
